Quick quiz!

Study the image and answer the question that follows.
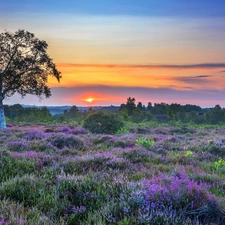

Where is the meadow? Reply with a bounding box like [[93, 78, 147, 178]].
[[0, 123, 225, 224]]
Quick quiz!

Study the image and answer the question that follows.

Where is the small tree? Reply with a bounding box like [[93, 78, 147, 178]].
[[137, 102, 144, 110], [64, 105, 82, 122], [0, 29, 61, 129], [147, 102, 153, 111], [126, 97, 136, 115]]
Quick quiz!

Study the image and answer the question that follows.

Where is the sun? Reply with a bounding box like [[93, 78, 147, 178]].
[[86, 98, 94, 103]]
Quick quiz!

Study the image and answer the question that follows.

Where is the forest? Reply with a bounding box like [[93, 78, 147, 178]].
[[3, 97, 225, 127]]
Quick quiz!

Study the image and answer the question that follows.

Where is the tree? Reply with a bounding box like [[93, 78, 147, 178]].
[[126, 97, 136, 115], [147, 102, 153, 111], [167, 108, 175, 121], [152, 103, 168, 114], [137, 102, 144, 110], [206, 105, 225, 124], [0, 29, 61, 129], [7, 104, 23, 121], [131, 108, 145, 123], [64, 105, 82, 122]]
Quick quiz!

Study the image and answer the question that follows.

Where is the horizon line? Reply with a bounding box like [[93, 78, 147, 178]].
[[4, 103, 218, 109]]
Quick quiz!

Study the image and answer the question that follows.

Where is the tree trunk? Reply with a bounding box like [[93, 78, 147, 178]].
[[0, 73, 6, 129], [0, 98, 6, 130]]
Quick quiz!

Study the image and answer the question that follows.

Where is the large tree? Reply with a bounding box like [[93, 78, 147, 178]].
[[0, 29, 61, 129]]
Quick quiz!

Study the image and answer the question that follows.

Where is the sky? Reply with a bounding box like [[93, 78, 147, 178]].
[[1, 0, 225, 107]]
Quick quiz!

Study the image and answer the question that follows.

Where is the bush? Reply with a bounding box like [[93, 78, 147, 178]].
[[214, 158, 225, 169], [24, 129, 47, 140], [0, 199, 64, 225], [0, 175, 46, 207], [6, 138, 28, 152], [135, 137, 155, 149], [83, 111, 124, 134], [0, 175, 60, 217], [47, 134, 85, 149], [0, 153, 35, 183]]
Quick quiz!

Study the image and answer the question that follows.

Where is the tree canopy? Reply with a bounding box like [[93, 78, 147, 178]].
[[0, 29, 61, 100], [0, 29, 61, 129]]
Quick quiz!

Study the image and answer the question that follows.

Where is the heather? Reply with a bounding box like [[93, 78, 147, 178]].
[[0, 124, 225, 224]]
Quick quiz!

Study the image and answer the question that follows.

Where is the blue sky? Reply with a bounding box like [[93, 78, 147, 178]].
[[2, 0, 225, 17], [1, 1, 225, 107]]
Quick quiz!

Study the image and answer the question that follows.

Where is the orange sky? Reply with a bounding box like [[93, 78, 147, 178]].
[[42, 63, 225, 107], [49, 63, 225, 91]]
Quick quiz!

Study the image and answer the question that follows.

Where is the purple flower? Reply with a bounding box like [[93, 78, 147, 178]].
[[0, 217, 4, 225], [142, 172, 217, 208], [6, 139, 28, 152], [72, 128, 88, 135], [24, 129, 47, 140]]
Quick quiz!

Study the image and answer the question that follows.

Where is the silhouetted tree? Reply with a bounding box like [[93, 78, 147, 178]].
[[184, 104, 202, 113], [119, 103, 126, 111], [147, 102, 153, 111], [126, 97, 136, 115], [0, 29, 61, 129], [137, 102, 144, 110], [152, 103, 168, 114]]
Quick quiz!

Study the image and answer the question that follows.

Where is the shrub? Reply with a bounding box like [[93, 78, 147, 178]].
[[27, 140, 56, 152], [0, 153, 35, 183], [0, 199, 65, 225], [0, 175, 60, 216], [142, 171, 218, 209], [24, 129, 47, 140], [0, 175, 45, 207], [184, 150, 194, 158], [83, 111, 124, 134], [135, 137, 155, 149], [47, 134, 85, 149], [55, 173, 130, 224], [55, 174, 107, 222], [72, 127, 88, 135], [214, 158, 225, 169], [5, 138, 28, 152], [93, 135, 115, 145]]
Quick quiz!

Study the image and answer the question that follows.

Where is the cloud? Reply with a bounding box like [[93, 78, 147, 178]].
[[195, 75, 211, 78], [57, 63, 225, 70], [173, 75, 211, 84]]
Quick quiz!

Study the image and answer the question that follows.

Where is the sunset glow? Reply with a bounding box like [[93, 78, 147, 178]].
[[1, 1, 225, 107], [86, 98, 94, 103]]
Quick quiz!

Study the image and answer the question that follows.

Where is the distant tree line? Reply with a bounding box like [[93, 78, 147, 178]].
[[3, 98, 225, 125], [4, 104, 53, 123], [119, 97, 225, 125]]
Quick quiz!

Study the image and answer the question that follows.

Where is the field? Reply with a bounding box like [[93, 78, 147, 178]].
[[0, 124, 225, 225]]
